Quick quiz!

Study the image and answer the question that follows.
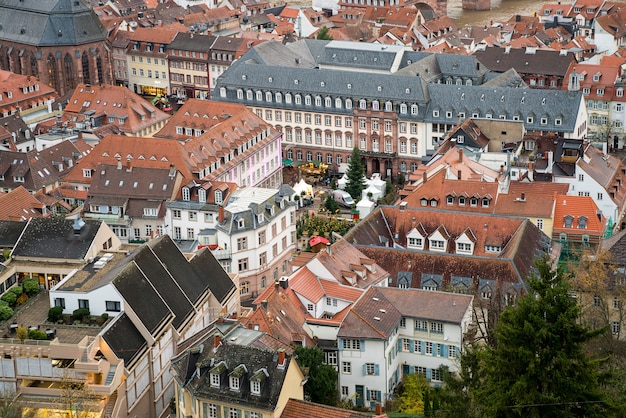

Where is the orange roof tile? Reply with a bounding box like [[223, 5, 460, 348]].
[[64, 84, 170, 135], [495, 182, 570, 218], [552, 194, 605, 237], [0, 186, 47, 221]]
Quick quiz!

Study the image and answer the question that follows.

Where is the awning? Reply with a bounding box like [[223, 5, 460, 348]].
[[282, 159, 294, 167]]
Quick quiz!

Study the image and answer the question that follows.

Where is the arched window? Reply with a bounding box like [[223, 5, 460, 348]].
[[64, 53, 75, 92], [47, 54, 58, 91], [96, 55, 103, 84], [81, 52, 91, 85], [30, 53, 38, 77]]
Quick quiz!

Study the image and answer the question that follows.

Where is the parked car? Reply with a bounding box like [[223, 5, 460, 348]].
[[332, 190, 354, 207]]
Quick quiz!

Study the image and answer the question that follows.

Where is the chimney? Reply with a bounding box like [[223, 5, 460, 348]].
[[279, 277, 288, 289], [326, 242, 331, 255], [457, 169, 462, 180], [168, 164, 176, 179], [214, 334, 221, 348], [126, 157, 132, 171], [422, 171, 427, 183], [117, 158, 122, 170], [277, 350, 286, 367], [458, 148, 463, 162], [499, 165, 504, 175], [375, 404, 383, 416], [218, 206, 225, 223]]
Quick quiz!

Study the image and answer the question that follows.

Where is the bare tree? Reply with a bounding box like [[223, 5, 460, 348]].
[[55, 371, 100, 418]]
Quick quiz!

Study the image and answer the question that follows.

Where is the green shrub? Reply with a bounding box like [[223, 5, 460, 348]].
[[101, 313, 109, 321], [1, 292, 17, 307], [73, 308, 90, 320], [48, 306, 63, 322], [28, 329, 47, 340], [15, 293, 28, 306], [22, 278, 40, 296], [9, 286, 23, 297], [0, 303, 13, 321]]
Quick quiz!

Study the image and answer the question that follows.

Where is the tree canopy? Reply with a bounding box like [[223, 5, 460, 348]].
[[316, 26, 333, 40], [439, 257, 618, 417], [344, 147, 366, 202], [295, 346, 338, 405]]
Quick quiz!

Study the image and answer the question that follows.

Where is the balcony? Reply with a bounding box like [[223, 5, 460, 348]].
[[211, 249, 232, 260]]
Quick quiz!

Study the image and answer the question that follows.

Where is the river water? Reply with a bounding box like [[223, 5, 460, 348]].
[[448, 0, 552, 26]]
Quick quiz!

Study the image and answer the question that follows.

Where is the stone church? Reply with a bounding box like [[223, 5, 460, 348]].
[[0, 0, 113, 96]]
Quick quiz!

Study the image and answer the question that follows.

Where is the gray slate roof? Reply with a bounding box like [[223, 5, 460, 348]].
[[171, 324, 295, 413], [0, 0, 108, 47], [11, 217, 102, 260], [424, 84, 583, 133], [112, 234, 235, 334], [0, 220, 27, 247]]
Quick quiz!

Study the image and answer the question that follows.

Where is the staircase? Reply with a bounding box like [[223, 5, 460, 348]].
[[104, 364, 117, 385], [103, 391, 118, 418]]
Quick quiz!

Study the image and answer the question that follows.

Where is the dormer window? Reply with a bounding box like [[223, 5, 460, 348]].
[[257, 214, 264, 223], [251, 380, 261, 395], [482, 198, 490, 207], [578, 215, 587, 229], [182, 187, 190, 201], [210, 372, 220, 387], [250, 368, 268, 396], [564, 214, 574, 227], [446, 196, 454, 205], [457, 242, 472, 253], [430, 239, 445, 251], [198, 189, 206, 203], [215, 190, 223, 205], [238, 219, 245, 229], [228, 364, 247, 391]]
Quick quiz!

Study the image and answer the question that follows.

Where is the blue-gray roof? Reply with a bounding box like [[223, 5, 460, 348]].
[[424, 84, 583, 132], [0, 0, 107, 47]]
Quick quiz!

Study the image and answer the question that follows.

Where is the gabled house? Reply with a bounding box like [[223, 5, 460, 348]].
[[84, 161, 183, 243], [439, 118, 490, 152], [0, 114, 35, 152], [170, 321, 305, 418], [337, 286, 473, 407], [474, 47, 576, 90], [305, 238, 390, 289], [217, 187, 297, 299], [0, 70, 59, 124], [9, 216, 120, 290], [553, 194, 606, 249], [0, 186, 47, 221], [63, 83, 170, 137], [555, 143, 626, 227], [154, 99, 284, 189]]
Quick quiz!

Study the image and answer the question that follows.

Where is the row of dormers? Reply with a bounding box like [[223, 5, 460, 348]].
[[405, 225, 495, 255], [208, 360, 271, 395], [419, 194, 493, 208], [228, 87, 422, 116]]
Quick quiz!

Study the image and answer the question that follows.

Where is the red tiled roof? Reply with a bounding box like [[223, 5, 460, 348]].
[[494, 182, 569, 218], [0, 186, 47, 221], [552, 194, 605, 237], [281, 399, 375, 418], [64, 84, 170, 135]]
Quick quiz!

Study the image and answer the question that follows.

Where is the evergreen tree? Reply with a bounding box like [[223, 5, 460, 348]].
[[344, 147, 366, 203], [440, 257, 616, 417], [295, 346, 338, 406], [316, 26, 333, 40]]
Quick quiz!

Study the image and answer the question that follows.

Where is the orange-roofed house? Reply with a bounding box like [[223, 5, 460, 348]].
[[0, 70, 59, 125], [553, 194, 606, 249], [0, 186, 48, 221], [127, 26, 186, 96], [155, 99, 283, 189], [63, 83, 170, 137]]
